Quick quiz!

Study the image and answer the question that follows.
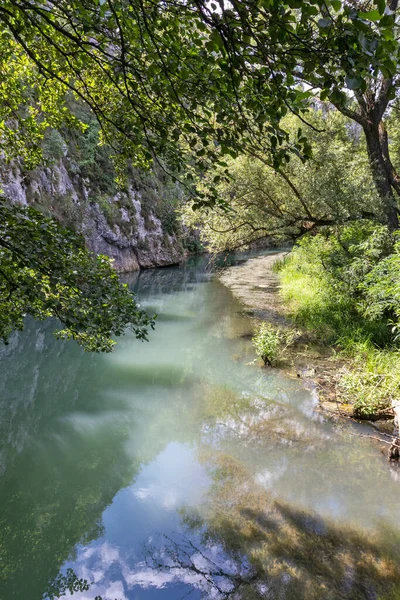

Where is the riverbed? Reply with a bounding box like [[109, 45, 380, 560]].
[[1, 255, 400, 600]]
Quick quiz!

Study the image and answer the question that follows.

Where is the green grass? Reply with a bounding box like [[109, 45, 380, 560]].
[[338, 343, 400, 416], [279, 256, 400, 416]]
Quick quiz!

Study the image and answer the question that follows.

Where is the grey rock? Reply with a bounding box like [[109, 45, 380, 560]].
[[0, 159, 188, 272]]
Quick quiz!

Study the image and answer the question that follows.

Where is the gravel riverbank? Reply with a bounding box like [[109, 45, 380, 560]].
[[218, 252, 355, 419]]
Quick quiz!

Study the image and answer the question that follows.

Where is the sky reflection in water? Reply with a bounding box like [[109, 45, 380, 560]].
[[1, 256, 400, 600]]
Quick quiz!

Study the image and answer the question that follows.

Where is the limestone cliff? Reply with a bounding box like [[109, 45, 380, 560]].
[[0, 156, 194, 272]]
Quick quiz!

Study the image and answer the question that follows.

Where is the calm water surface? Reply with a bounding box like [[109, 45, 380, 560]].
[[1, 256, 400, 600]]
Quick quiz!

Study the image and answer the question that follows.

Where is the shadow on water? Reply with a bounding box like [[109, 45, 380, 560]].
[[137, 452, 400, 600], [123, 255, 213, 297], [40, 377, 400, 600], [53, 450, 400, 600]]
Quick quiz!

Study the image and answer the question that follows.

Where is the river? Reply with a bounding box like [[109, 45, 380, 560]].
[[1, 255, 400, 600]]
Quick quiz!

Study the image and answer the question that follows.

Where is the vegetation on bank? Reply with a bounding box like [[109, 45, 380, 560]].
[[275, 226, 400, 417], [253, 322, 298, 367], [182, 111, 383, 251]]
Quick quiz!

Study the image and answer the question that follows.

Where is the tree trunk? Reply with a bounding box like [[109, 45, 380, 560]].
[[363, 123, 399, 231]]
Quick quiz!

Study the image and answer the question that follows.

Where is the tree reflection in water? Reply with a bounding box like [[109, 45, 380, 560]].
[[141, 532, 255, 599], [137, 452, 400, 600], [43, 381, 400, 600]]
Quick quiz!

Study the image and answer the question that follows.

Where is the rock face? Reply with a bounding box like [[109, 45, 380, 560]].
[[0, 160, 189, 272], [82, 196, 184, 272]]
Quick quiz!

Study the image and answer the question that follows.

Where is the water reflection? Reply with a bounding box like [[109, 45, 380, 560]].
[[51, 450, 400, 600], [1, 256, 400, 600], [153, 451, 400, 600]]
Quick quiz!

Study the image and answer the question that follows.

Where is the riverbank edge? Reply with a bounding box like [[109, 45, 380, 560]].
[[218, 252, 394, 428]]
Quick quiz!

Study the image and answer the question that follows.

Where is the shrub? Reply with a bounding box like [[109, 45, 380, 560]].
[[279, 227, 394, 348], [252, 322, 296, 366], [337, 343, 400, 416], [360, 236, 400, 341], [278, 230, 400, 415], [42, 129, 67, 161]]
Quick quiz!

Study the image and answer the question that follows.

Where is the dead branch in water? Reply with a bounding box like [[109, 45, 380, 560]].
[[347, 431, 398, 446]]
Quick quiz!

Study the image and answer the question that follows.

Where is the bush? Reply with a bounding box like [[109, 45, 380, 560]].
[[360, 236, 400, 341], [278, 228, 400, 415], [279, 226, 394, 348], [252, 322, 296, 366], [42, 129, 67, 161], [337, 343, 400, 416]]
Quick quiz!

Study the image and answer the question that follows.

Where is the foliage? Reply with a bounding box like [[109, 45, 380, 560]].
[[278, 229, 400, 413], [0, 0, 319, 189], [0, 28, 83, 169], [0, 199, 154, 351], [62, 100, 118, 197], [45, 568, 90, 600], [1, 0, 399, 208], [252, 322, 296, 366], [253, 323, 282, 366], [279, 227, 393, 345], [42, 129, 67, 162], [337, 343, 400, 416], [182, 111, 384, 251], [361, 236, 400, 340]]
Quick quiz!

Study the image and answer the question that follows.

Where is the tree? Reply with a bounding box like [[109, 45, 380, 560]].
[[0, 199, 154, 351], [289, 0, 400, 231], [2, 0, 393, 200], [189, 0, 400, 228], [182, 112, 385, 251], [0, 0, 305, 211]]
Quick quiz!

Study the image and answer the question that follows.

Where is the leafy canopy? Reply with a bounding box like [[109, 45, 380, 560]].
[[2, 0, 399, 198], [0, 200, 154, 351], [1, 0, 400, 349]]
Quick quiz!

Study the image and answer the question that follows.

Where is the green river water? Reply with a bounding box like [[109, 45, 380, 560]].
[[1, 255, 400, 600]]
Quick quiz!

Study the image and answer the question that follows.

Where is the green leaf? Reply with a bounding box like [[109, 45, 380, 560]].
[[379, 14, 395, 27], [318, 17, 333, 27], [320, 89, 330, 101], [359, 9, 381, 21], [345, 74, 364, 90]]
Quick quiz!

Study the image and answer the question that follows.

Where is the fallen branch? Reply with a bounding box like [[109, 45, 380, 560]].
[[347, 431, 398, 447], [389, 400, 400, 460]]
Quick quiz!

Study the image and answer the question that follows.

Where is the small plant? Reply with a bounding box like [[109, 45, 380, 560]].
[[252, 323, 296, 366]]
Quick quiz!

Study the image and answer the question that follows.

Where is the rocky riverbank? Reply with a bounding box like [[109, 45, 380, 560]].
[[218, 253, 392, 429]]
